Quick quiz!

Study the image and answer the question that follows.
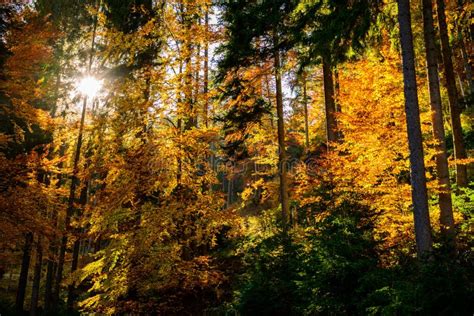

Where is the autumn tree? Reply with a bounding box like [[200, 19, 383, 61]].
[[291, 0, 380, 144]]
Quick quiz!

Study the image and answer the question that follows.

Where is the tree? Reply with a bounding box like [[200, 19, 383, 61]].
[[322, 58, 337, 142], [436, 0, 468, 187], [291, 0, 380, 144], [218, 0, 297, 225], [397, 0, 432, 256], [421, 0, 455, 243]]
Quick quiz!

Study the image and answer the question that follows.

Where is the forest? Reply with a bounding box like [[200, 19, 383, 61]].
[[0, 0, 473, 315]]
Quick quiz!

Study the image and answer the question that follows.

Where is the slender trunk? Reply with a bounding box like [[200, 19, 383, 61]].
[[265, 74, 275, 129], [194, 20, 201, 123], [45, 184, 60, 312], [436, 0, 468, 187], [457, 72, 465, 97], [302, 72, 310, 149], [51, 70, 61, 118], [204, 6, 209, 128], [183, 5, 195, 130], [67, 186, 86, 310], [274, 42, 290, 225], [30, 237, 43, 316], [43, 65, 61, 315], [54, 95, 88, 306], [66, 239, 80, 310], [54, 6, 98, 306], [322, 58, 337, 143], [43, 258, 56, 313], [422, 0, 455, 243], [16, 232, 33, 313], [397, 0, 433, 256], [334, 67, 341, 113]]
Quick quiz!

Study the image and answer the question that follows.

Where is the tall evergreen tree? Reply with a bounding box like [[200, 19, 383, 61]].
[[218, 0, 297, 224]]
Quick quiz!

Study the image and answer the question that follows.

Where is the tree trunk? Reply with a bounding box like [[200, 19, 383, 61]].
[[53, 7, 98, 306], [43, 257, 56, 313], [422, 0, 455, 244], [322, 58, 337, 143], [204, 6, 209, 128], [436, 0, 468, 187], [16, 232, 33, 313], [67, 173, 90, 310], [54, 95, 88, 307], [30, 237, 43, 316], [456, 2, 473, 94], [397, 0, 433, 256], [334, 67, 341, 113], [302, 72, 310, 149], [66, 239, 80, 310], [274, 43, 290, 226], [265, 74, 275, 129], [183, 4, 196, 130]]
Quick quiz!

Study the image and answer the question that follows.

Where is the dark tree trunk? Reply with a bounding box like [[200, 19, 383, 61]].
[[16, 232, 33, 313], [334, 67, 341, 113], [53, 7, 98, 306], [302, 72, 310, 149], [397, 0, 433, 256], [66, 239, 80, 310], [322, 58, 337, 143], [67, 171, 90, 310], [183, 3, 196, 130], [43, 257, 56, 313], [204, 6, 209, 128], [456, 1, 473, 95], [422, 0, 455, 244], [436, 0, 468, 187], [29, 237, 43, 316], [54, 95, 88, 307], [274, 41, 290, 226]]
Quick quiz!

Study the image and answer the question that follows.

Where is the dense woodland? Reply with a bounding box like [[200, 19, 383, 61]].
[[0, 0, 473, 315]]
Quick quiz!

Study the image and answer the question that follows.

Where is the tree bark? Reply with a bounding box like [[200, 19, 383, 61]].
[[322, 58, 337, 143], [334, 67, 341, 113], [29, 236, 43, 316], [44, 257, 56, 313], [204, 6, 210, 128], [422, 0, 455, 244], [16, 232, 33, 313], [66, 239, 80, 310], [274, 42, 290, 226], [265, 74, 275, 129], [183, 3, 196, 130], [436, 0, 468, 187], [397, 0, 433, 256], [302, 72, 310, 149]]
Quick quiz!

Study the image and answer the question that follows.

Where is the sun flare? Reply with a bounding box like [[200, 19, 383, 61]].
[[77, 76, 102, 98]]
